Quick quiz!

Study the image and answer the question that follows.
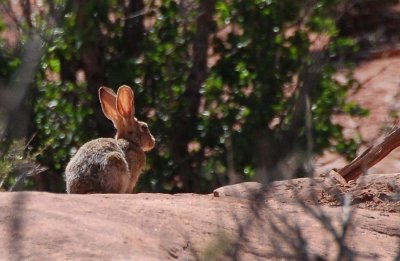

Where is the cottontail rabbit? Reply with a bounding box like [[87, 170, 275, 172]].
[[65, 85, 155, 194]]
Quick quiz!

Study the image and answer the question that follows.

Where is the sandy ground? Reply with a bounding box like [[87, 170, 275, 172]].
[[0, 173, 399, 260]]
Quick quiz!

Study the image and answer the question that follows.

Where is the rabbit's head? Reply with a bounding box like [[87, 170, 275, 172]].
[[99, 85, 155, 151]]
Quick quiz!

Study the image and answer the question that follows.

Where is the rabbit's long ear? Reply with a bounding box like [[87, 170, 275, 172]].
[[116, 85, 135, 118], [99, 87, 120, 122]]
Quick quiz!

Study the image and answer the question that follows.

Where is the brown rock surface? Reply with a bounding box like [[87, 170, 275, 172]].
[[1, 174, 399, 260]]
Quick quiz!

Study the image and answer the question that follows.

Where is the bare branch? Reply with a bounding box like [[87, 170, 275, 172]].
[[338, 127, 400, 181]]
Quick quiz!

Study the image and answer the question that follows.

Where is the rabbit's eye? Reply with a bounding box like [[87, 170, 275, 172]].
[[141, 125, 148, 132]]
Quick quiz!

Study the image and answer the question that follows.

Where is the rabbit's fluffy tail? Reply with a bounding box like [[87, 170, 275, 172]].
[[105, 152, 125, 165], [99, 151, 130, 193]]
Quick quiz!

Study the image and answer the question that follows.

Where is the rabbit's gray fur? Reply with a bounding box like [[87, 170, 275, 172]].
[[65, 86, 155, 194]]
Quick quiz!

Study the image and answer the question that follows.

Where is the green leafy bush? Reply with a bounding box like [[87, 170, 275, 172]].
[[0, 0, 367, 192]]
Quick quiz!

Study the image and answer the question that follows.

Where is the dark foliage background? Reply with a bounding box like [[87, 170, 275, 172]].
[[3, 0, 395, 193]]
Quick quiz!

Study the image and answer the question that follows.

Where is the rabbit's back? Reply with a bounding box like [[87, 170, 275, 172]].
[[65, 138, 130, 193]]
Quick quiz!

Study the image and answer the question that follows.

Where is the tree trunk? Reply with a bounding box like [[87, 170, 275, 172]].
[[171, 0, 216, 192], [123, 0, 144, 58], [254, 50, 327, 182], [73, 1, 109, 136]]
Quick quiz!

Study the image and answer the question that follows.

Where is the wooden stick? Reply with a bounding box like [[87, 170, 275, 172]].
[[338, 127, 400, 182]]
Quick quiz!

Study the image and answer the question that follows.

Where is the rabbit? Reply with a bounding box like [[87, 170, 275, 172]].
[[65, 85, 155, 194]]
